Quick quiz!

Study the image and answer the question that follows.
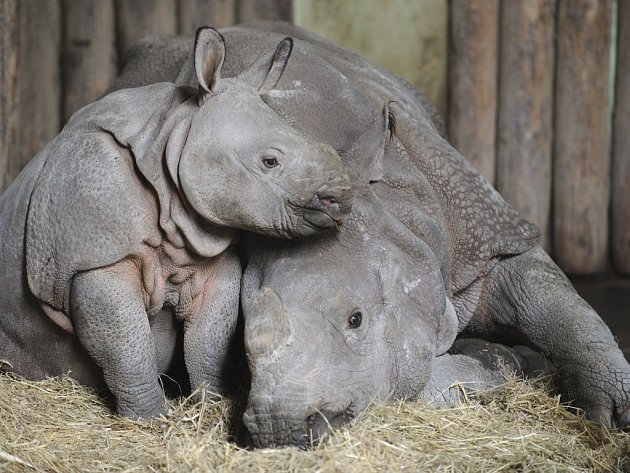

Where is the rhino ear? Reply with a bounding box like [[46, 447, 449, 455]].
[[238, 37, 293, 94], [346, 101, 397, 183], [194, 26, 225, 96]]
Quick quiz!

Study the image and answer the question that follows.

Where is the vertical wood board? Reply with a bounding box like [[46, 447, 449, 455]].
[[13, 0, 61, 189], [237, 0, 292, 23], [0, 0, 19, 192], [612, 1, 630, 274], [62, 0, 117, 122], [114, 0, 177, 58], [179, 0, 236, 34], [449, 0, 498, 184], [497, 0, 555, 250], [554, 0, 612, 274]]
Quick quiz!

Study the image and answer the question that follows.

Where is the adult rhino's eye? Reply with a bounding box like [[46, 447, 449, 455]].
[[347, 311, 362, 329], [262, 157, 279, 168]]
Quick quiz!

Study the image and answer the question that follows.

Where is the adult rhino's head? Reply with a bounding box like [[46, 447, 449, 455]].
[[240, 181, 459, 448], [173, 27, 351, 238]]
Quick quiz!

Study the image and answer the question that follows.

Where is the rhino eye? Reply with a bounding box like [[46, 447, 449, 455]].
[[347, 311, 362, 329], [262, 157, 279, 168]]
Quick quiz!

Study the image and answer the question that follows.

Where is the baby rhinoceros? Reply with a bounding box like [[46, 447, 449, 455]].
[[0, 27, 351, 418]]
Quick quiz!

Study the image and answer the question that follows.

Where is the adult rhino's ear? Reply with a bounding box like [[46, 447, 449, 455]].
[[194, 26, 225, 96], [238, 37, 293, 94], [347, 101, 397, 183]]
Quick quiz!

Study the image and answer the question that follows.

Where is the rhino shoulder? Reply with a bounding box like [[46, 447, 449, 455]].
[[386, 108, 540, 293], [26, 127, 161, 315]]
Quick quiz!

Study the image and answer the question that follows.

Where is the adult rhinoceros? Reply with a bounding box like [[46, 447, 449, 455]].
[[116, 21, 629, 443], [0, 27, 353, 418]]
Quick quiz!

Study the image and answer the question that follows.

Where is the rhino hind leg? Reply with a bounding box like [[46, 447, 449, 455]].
[[466, 247, 630, 428], [70, 260, 166, 418]]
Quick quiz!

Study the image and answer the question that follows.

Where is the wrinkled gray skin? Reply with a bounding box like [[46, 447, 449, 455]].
[[0, 27, 353, 419], [116, 22, 629, 444]]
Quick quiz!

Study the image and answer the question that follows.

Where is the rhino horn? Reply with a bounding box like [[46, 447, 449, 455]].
[[244, 287, 293, 358]]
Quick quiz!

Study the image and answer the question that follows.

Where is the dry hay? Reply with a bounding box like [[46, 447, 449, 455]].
[[1, 372, 629, 472]]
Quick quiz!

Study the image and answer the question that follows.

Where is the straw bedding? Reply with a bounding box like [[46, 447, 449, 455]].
[[1, 372, 628, 472]]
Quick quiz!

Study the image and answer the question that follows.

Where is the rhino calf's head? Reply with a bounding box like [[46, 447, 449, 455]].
[[172, 28, 352, 239]]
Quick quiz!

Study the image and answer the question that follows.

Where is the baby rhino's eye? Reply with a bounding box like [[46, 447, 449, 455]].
[[262, 157, 279, 168], [347, 311, 362, 329]]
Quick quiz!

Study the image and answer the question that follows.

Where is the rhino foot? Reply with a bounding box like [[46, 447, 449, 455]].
[[449, 338, 528, 377]]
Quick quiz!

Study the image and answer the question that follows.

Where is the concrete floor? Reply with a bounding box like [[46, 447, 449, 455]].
[[572, 277, 630, 361]]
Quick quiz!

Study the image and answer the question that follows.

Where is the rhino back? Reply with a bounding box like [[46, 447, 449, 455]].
[[232, 24, 539, 292], [249, 23, 540, 291], [113, 35, 191, 91], [0, 148, 49, 311], [116, 23, 540, 293]]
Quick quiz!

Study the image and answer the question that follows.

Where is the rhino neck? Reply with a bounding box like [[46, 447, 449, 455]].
[[166, 189, 237, 258], [130, 86, 236, 258]]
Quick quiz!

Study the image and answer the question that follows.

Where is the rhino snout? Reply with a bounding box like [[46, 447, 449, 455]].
[[244, 404, 353, 449]]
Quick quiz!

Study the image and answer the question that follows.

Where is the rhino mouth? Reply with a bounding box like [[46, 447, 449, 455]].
[[290, 194, 351, 234], [300, 408, 354, 448], [302, 208, 340, 229], [246, 405, 355, 449]]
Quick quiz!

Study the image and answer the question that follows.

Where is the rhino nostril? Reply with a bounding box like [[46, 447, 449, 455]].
[[306, 412, 331, 443], [317, 195, 337, 207], [294, 430, 311, 450]]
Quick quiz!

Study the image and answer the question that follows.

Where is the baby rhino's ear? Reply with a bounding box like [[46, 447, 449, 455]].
[[194, 26, 225, 96], [237, 37, 294, 94]]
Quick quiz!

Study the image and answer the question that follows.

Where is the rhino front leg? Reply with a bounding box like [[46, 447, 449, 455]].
[[71, 260, 165, 418], [183, 248, 243, 398], [467, 247, 630, 427], [422, 340, 525, 406]]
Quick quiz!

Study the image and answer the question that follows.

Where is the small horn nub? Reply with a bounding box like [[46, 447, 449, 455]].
[[244, 287, 292, 357]]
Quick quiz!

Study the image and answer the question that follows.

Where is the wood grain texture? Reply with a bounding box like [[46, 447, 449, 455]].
[[554, 0, 612, 274], [5, 0, 61, 192], [0, 0, 19, 192], [62, 0, 117, 123], [449, 0, 498, 184], [612, 1, 630, 274], [114, 0, 177, 57], [497, 0, 555, 251], [237, 0, 292, 23], [179, 0, 235, 33]]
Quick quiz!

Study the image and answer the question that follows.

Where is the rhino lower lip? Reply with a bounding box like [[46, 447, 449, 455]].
[[302, 208, 339, 229]]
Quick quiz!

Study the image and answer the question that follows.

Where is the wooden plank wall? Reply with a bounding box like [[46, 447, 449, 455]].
[[1, 0, 628, 277], [0, 0, 291, 194], [613, 1, 630, 275], [451, 0, 628, 276], [448, 0, 498, 186]]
